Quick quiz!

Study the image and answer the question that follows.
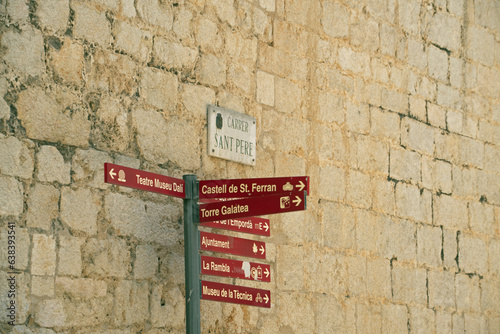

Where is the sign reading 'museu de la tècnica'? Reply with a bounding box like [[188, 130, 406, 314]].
[[207, 105, 256, 166]]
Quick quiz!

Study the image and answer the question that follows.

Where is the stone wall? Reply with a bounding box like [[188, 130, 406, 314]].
[[0, 0, 499, 333]]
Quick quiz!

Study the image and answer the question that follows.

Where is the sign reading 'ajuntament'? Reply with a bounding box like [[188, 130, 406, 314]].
[[207, 105, 256, 166]]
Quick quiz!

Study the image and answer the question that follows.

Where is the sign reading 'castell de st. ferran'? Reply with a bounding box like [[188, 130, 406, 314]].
[[207, 105, 256, 166]]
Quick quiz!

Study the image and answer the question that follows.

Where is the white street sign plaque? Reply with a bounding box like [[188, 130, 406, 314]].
[[207, 105, 256, 166]]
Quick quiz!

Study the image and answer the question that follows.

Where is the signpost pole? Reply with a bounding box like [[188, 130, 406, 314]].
[[183, 175, 200, 334]]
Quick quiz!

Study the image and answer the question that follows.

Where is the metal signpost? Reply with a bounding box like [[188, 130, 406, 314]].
[[104, 163, 309, 334]]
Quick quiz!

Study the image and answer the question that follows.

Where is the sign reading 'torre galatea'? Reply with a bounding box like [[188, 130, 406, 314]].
[[207, 105, 256, 166]]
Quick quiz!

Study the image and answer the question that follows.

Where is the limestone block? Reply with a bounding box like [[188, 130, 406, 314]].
[[422, 158, 452, 194], [426, 11, 461, 52], [395, 183, 431, 223], [366, 257, 391, 299], [350, 16, 379, 53], [464, 314, 487, 334], [346, 102, 370, 134], [0, 176, 24, 216], [55, 277, 106, 299], [141, 67, 178, 111], [278, 292, 315, 333], [428, 45, 449, 82], [72, 149, 111, 189], [381, 217, 417, 261], [437, 84, 461, 110], [435, 131, 460, 164], [485, 144, 500, 173], [151, 285, 184, 328], [476, 65, 500, 99], [382, 304, 408, 333], [417, 225, 442, 268], [316, 294, 356, 333], [392, 264, 427, 305], [322, 1, 349, 38], [35, 300, 66, 328], [152, 37, 197, 70], [105, 192, 182, 245], [313, 123, 334, 163], [6, 0, 29, 22], [36, 146, 71, 184], [381, 88, 407, 114], [197, 54, 226, 87], [489, 239, 500, 276], [380, 23, 396, 56], [36, 0, 70, 32], [389, 146, 421, 183], [469, 202, 495, 236], [83, 238, 130, 278], [455, 273, 480, 311], [442, 229, 457, 269], [131, 108, 201, 170], [255, 70, 275, 106], [459, 234, 488, 274], [356, 210, 384, 254], [371, 177, 395, 214], [459, 136, 484, 168], [434, 195, 468, 230], [478, 171, 500, 205], [120, 0, 136, 18], [0, 227, 29, 270], [180, 84, 216, 118], [318, 165, 345, 202], [49, 38, 84, 85], [1, 26, 44, 76], [365, 0, 395, 23], [338, 47, 370, 76], [173, 7, 193, 40], [346, 255, 366, 296], [134, 244, 157, 279], [72, 1, 111, 46], [399, 0, 420, 35], [304, 250, 346, 296], [467, 26, 495, 66], [113, 21, 153, 62], [407, 38, 427, 71], [16, 88, 90, 147], [87, 50, 137, 95], [258, 44, 308, 83], [428, 270, 455, 309], [409, 306, 435, 334], [275, 78, 303, 116], [370, 106, 400, 142], [447, 109, 463, 134], [322, 202, 354, 249], [93, 97, 130, 153], [60, 187, 100, 235], [481, 278, 500, 312], [317, 91, 344, 124], [346, 170, 371, 209], [32, 276, 55, 297], [427, 102, 446, 129], [0, 136, 34, 179], [195, 17, 223, 53], [113, 280, 149, 325], [274, 20, 309, 58], [27, 183, 59, 230], [228, 62, 254, 94], [58, 235, 84, 276], [401, 118, 434, 155], [0, 96, 9, 120], [276, 245, 304, 290], [31, 234, 56, 276], [450, 57, 464, 89]]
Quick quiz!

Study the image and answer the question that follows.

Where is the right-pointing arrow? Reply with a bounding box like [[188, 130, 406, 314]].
[[292, 196, 302, 206], [263, 222, 269, 232], [263, 294, 269, 303], [296, 180, 305, 191], [264, 268, 269, 277]]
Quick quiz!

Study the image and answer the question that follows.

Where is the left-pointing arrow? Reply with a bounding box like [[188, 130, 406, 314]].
[[109, 168, 116, 179], [292, 196, 302, 206]]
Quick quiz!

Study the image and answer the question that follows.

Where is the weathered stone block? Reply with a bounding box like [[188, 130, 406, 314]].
[[426, 11, 461, 52], [356, 304, 382, 333], [16, 88, 90, 147], [459, 234, 488, 274], [428, 45, 449, 82], [389, 146, 421, 183], [113, 21, 153, 62], [459, 136, 484, 168], [467, 26, 495, 66], [27, 183, 59, 230], [381, 217, 417, 261], [1, 26, 45, 76], [481, 278, 500, 312], [136, 0, 173, 31], [346, 170, 371, 209], [478, 170, 500, 205], [92, 98, 129, 153], [318, 165, 345, 201], [6, 0, 29, 22], [87, 50, 137, 95], [317, 91, 344, 124], [305, 250, 346, 296], [151, 285, 184, 328], [31, 234, 56, 276], [181, 84, 216, 118], [83, 238, 130, 278], [316, 294, 356, 333], [277, 245, 304, 290], [113, 280, 149, 325], [56, 277, 106, 299], [409, 306, 435, 334], [278, 292, 315, 333], [407, 38, 427, 70], [489, 239, 500, 276], [322, 202, 355, 250], [455, 273, 480, 311], [35, 299, 66, 328], [37, 146, 71, 184], [197, 54, 226, 87], [382, 303, 408, 333], [370, 106, 400, 142], [366, 257, 391, 299], [256, 71, 275, 106], [72, 1, 111, 46], [401, 118, 434, 155], [131, 108, 201, 170], [134, 244, 157, 279], [322, 1, 349, 38], [32, 276, 55, 297], [428, 270, 455, 309], [275, 77, 302, 115], [0, 176, 24, 217], [141, 67, 178, 111], [399, 0, 420, 35], [434, 194, 468, 230], [72, 149, 111, 189], [392, 264, 427, 305], [395, 183, 431, 223], [356, 135, 389, 174], [371, 177, 395, 214], [58, 235, 84, 276], [0, 136, 33, 179], [152, 37, 198, 70], [417, 225, 442, 268], [36, 0, 70, 32], [469, 202, 495, 236], [346, 102, 370, 134], [351, 15, 379, 53], [49, 38, 84, 85]]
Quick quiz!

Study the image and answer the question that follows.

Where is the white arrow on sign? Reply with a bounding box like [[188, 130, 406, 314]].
[[109, 168, 116, 179], [295, 181, 305, 191], [263, 222, 269, 232], [259, 245, 265, 255], [263, 294, 269, 303], [264, 268, 269, 278], [292, 196, 302, 206]]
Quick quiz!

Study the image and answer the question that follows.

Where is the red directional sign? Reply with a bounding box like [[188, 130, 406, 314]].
[[200, 231, 266, 259], [199, 176, 309, 199], [104, 163, 185, 198], [200, 217, 270, 236], [201, 280, 271, 308], [199, 192, 306, 223], [201, 255, 271, 282]]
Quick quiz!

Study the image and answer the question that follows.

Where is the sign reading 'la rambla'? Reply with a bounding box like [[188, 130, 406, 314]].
[[207, 105, 256, 166]]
